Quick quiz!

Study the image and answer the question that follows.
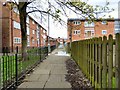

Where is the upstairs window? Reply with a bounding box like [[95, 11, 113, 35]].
[[32, 20, 35, 24], [32, 39, 35, 44], [27, 26, 30, 35], [73, 21, 81, 25], [13, 7, 19, 14], [33, 30, 35, 34], [101, 21, 107, 24], [102, 30, 107, 35], [14, 37, 21, 44], [13, 21, 20, 29], [26, 16, 29, 23], [73, 30, 80, 35], [84, 21, 94, 27], [27, 36, 30, 46]]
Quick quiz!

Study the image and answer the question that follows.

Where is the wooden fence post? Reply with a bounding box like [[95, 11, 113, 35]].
[[108, 35, 113, 88], [84, 40, 88, 75], [102, 36, 107, 88], [95, 38, 98, 88], [89, 39, 92, 83], [98, 37, 102, 88], [115, 33, 120, 88], [86, 40, 89, 78], [92, 38, 95, 86], [78, 41, 80, 66]]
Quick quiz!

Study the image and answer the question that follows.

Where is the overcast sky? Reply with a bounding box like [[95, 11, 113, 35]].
[[49, 0, 119, 39], [5, 0, 120, 38]]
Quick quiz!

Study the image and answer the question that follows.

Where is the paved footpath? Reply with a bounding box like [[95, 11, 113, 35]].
[[18, 45, 72, 89]]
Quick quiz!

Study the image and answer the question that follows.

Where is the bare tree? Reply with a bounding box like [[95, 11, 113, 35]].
[[6, 0, 114, 60]]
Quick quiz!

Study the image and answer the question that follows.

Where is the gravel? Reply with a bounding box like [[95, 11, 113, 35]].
[[65, 59, 94, 90]]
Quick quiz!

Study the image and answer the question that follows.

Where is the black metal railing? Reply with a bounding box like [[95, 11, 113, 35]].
[[0, 45, 56, 90]]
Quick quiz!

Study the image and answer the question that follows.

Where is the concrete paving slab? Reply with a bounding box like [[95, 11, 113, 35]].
[[33, 69, 50, 74], [45, 82, 71, 88], [38, 74, 49, 82], [17, 45, 72, 89], [24, 74, 40, 82], [51, 69, 67, 74], [47, 75, 66, 82], [18, 82, 45, 88]]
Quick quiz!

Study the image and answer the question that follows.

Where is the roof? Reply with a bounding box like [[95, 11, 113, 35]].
[[67, 18, 120, 22]]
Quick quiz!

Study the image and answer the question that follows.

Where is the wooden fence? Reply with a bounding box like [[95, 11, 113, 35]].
[[70, 34, 120, 88]]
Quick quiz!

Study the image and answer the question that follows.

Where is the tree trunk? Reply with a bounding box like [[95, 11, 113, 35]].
[[19, 2, 27, 61]]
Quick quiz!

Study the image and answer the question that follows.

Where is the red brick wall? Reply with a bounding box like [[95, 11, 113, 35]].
[[2, 4, 11, 48], [95, 21, 114, 38], [0, 1, 2, 52], [67, 20, 115, 42], [29, 18, 37, 47]]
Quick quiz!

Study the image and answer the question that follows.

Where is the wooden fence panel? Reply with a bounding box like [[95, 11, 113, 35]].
[[115, 33, 120, 88], [108, 35, 113, 88], [69, 34, 120, 88], [102, 36, 107, 88], [98, 37, 102, 88]]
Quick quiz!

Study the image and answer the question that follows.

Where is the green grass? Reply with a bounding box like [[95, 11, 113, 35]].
[[0, 51, 45, 86]]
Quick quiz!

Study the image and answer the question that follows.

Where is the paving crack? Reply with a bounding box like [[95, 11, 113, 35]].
[[43, 70, 51, 90]]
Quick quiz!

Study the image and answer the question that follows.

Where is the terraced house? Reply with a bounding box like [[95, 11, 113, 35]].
[[67, 18, 119, 42], [0, 1, 56, 52]]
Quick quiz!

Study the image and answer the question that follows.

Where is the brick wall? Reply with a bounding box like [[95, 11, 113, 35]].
[[67, 19, 115, 42], [2, 3, 11, 48], [29, 17, 37, 47], [0, 1, 2, 52]]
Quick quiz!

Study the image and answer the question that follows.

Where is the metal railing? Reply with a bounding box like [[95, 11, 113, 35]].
[[0, 45, 56, 90]]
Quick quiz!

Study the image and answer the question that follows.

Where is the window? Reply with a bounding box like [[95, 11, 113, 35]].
[[37, 39, 40, 45], [13, 21, 20, 29], [14, 37, 21, 44], [13, 7, 19, 14], [73, 21, 81, 25], [26, 16, 29, 23], [32, 20, 35, 24], [33, 30, 35, 34], [43, 30, 46, 33], [73, 30, 80, 35], [37, 30, 39, 38], [84, 21, 94, 27], [101, 21, 107, 24], [27, 36, 30, 46], [115, 29, 120, 34], [85, 30, 94, 37], [37, 25, 40, 30], [32, 39, 35, 44], [102, 30, 107, 35], [27, 26, 30, 35]]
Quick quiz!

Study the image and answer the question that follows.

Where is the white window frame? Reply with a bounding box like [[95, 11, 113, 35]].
[[32, 20, 35, 24], [27, 26, 30, 35], [101, 21, 107, 24], [84, 30, 94, 37], [102, 30, 107, 35], [73, 21, 81, 25], [14, 37, 21, 44], [84, 21, 94, 27], [13, 21, 20, 29], [32, 30, 35, 34], [32, 39, 35, 44], [73, 30, 80, 35], [27, 36, 30, 46], [26, 16, 29, 23], [13, 7, 19, 14]]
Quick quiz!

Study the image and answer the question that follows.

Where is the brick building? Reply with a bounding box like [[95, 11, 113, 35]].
[[0, 1, 56, 52], [0, 1, 3, 52], [67, 18, 115, 42]]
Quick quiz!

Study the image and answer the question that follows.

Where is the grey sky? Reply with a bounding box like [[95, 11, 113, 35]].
[[5, 0, 120, 38]]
